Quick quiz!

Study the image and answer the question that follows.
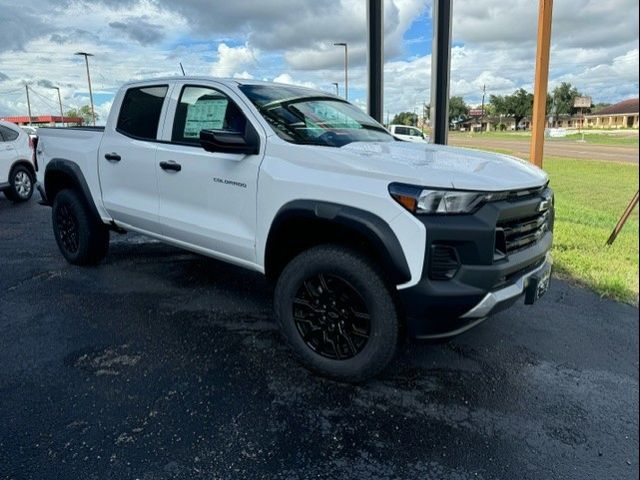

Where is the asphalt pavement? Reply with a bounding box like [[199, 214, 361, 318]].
[[0, 196, 638, 480]]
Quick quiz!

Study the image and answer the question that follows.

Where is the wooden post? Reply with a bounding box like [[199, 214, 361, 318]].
[[530, 0, 554, 168], [606, 191, 639, 246]]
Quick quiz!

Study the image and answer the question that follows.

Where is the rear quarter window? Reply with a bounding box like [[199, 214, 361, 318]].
[[0, 125, 19, 141], [117, 85, 168, 140]]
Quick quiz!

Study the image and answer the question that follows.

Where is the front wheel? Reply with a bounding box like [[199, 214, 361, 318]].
[[274, 245, 400, 383], [52, 189, 109, 265]]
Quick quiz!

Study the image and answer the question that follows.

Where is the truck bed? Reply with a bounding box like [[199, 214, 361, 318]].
[[35, 126, 105, 208]]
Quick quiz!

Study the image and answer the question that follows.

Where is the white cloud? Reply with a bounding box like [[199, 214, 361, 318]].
[[210, 43, 259, 78], [272, 73, 317, 89]]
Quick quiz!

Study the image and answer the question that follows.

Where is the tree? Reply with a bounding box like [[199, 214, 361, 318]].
[[490, 88, 534, 129], [449, 96, 469, 122], [391, 111, 417, 126], [551, 82, 582, 116], [65, 105, 97, 125]]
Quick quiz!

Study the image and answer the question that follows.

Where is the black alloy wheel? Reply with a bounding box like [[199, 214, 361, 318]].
[[55, 203, 80, 254], [293, 273, 371, 360]]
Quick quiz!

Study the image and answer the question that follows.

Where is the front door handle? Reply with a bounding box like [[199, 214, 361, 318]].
[[159, 161, 182, 172], [104, 153, 121, 162]]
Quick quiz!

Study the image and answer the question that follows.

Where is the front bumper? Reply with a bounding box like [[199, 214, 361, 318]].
[[461, 253, 552, 320], [398, 188, 554, 339]]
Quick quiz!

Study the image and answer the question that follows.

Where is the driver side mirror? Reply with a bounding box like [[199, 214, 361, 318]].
[[200, 123, 260, 155]]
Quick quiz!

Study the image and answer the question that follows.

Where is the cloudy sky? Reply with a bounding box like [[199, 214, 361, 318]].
[[0, 0, 638, 123]]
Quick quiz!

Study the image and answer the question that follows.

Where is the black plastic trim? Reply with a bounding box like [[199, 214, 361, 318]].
[[267, 200, 411, 284], [43, 159, 102, 222], [398, 188, 554, 338], [9, 159, 36, 179]]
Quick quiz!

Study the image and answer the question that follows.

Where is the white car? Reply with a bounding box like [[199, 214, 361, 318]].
[[388, 124, 429, 143], [35, 78, 554, 382], [0, 121, 36, 202]]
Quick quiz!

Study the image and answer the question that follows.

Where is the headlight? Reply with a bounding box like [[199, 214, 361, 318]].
[[389, 183, 508, 215]]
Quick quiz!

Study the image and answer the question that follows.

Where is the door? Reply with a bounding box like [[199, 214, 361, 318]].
[[98, 84, 170, 233], [155, 83, 263, 264], [0, 125, 18, 184]]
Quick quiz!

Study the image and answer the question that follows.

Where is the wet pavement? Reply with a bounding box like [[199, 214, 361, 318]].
[[0, 196, 638, 480]]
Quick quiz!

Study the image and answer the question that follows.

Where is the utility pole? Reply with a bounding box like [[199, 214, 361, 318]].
[[25, 84, 33, 125], [75, 52, 96, 126], [334, 43, 349, 100], [52, 86, 64, 126], [481, 84, 487, 133], [530, 0, 554, 168]]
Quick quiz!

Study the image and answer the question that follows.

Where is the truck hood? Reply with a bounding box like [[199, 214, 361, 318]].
[[332, 141, 548, 191]]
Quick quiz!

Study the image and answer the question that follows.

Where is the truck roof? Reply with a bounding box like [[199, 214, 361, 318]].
[[120, 76, 316, 91]]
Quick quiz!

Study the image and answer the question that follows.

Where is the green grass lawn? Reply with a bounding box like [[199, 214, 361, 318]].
[[545, 157, 639, 304], [560, 133, 639, 147]]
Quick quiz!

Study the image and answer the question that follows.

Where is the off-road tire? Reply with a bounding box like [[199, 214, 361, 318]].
[[52, 189, 109, 265], [274, 245, 400, 383]]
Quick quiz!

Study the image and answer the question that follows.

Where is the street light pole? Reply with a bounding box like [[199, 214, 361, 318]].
[[75, 52, 96, 126], [334, 42, 349, 100], [25, 84, 33, 125], [52, 86, 64, 126]]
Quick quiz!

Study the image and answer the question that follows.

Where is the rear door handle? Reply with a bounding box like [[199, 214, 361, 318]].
[[104, 153, 121, 162], [159, 161, 182, 172]]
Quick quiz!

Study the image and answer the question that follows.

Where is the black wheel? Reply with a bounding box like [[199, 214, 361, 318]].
[[52, 189, 109, 265], [274, 245, 400, 383], [4, 165, 34, 202]]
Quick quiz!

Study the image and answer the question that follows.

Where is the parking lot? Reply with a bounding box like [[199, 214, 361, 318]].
[[0, 196, 638, 480]]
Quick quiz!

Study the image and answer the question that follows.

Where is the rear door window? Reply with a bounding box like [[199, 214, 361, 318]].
[[117, 85, 168, 140]]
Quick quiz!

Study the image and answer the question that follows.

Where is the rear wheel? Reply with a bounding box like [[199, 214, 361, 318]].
[[274, 245, 399, 383], [4, 165, 34, 202], [52, 189, 109, 265]]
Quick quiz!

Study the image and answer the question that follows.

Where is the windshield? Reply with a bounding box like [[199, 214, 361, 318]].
[[239, 84, 394, 147]]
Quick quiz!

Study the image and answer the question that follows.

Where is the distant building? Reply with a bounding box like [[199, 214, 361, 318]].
[[0, 115, 83, 127], [584, 99, 639, 129]]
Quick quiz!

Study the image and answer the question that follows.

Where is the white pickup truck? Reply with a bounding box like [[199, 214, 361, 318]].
[[35, 77, 554, 382]]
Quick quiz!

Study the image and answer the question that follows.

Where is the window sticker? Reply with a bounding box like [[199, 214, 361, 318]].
[[184, 97, 228, 138]]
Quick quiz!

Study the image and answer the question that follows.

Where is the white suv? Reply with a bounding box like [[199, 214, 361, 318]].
[[388, 124, 429, 143], [35, 78, 554, 382], [0, 121, 35, 202]]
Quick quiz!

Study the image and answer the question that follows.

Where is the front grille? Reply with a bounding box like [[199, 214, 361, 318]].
[[497, 210, 550, 255]]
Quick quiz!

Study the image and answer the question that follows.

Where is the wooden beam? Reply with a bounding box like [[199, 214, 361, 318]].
[[530, 0, 554, 168]]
